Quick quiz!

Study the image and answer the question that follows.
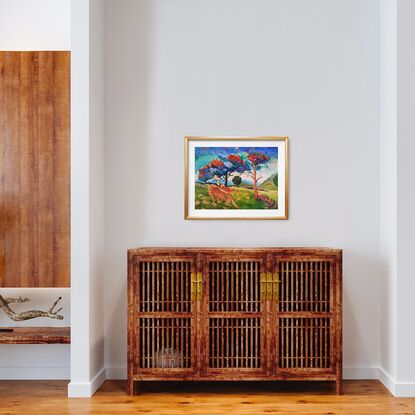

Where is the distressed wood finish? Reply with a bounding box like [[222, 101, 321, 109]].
[[0, 327, 70, 344], [0, 51, 70, 287], [128, 248, 342, 395]]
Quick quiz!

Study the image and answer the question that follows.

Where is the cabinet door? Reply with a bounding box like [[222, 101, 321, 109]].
[[273, 258, 335, 375], [129, 254, 198, 378], [201, 254, 268, 377]]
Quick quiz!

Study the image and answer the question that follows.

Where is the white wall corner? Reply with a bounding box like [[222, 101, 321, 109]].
[[378, 366, 397, 396], [68, 367, 106, 398], [378, 366, 415, 397]]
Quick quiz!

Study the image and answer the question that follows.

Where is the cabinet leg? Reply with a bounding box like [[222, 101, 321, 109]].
[[127, 379, 135, 395], [335, 379, 343, 395]]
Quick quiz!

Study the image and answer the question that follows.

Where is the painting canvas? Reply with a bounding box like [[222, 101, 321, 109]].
[[185, 137, 288, 219]]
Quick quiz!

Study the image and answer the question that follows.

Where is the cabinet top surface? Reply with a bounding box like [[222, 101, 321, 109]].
[[128, 247, 342, 255]]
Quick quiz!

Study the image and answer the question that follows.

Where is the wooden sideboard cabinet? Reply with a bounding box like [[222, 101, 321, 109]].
[[128, 248, 342, 394]]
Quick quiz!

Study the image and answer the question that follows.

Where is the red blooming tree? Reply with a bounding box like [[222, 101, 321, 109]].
[[198, 159, 228, 184], [247, 152, 270, 198], [199, 154, 250, 186]]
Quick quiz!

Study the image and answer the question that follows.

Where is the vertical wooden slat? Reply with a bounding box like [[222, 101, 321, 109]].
[[52, 51, 70, 286], [314, 262, 317, 312], [320, 262, 323, 312], [283, 262, 286, 311], [161, 261, 165, 311], [3, 52, 20, 287], [173, 262, 177, 312], [18, 53, 30, 287], [37, 52, 55, 287], [145, 262, 150, 311], [180, 315, 184, 367], [232, 317, 236, 367], [166, 262, 170, 311], [183, 261, 187, 312], [238, 261, 242, 312], [183, 317, 187, 368], [327, 262, 330, 312], [299, 261, 303, 311]]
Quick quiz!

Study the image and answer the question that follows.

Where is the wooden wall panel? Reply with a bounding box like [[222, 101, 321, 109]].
[[0, 51, 70, 287]]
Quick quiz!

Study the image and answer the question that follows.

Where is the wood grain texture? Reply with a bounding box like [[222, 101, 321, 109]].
[[128, 248, 342, 395], [0, 51, 70, 287], [0, 380, 413, 414], [0, 326, 70, 344]]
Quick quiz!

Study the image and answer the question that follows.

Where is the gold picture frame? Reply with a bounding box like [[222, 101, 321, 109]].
[[184, 136, 289, 220]]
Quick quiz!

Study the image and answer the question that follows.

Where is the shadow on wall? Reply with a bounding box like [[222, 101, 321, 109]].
[[104, 0, 153, 371], [342, 249, 380, 369]]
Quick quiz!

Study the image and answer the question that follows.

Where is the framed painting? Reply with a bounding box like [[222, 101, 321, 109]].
[[184, 136, 288, 220]]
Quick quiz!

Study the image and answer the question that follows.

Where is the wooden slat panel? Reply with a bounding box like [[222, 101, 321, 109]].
[[208, 317, 261, 369], [0, 51, 70, 287], [278, 261, 331, 313], [138, 260, 192, 312], [131, 254, 197, 380], [278, 317, 330, 370], [275, 258, 335, 376], [208, 259, 261, 312], [137, 317, 190, 369]]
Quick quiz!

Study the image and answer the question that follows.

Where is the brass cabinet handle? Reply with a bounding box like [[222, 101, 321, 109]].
[[260, 272, 280, 301], [273, 272, 280, 302], [196, 272, 203, 301], [191, 272, 196, 301], [191, 272, 203, 301], [260, 272, 267, 301], [267, 272, 273, 301]]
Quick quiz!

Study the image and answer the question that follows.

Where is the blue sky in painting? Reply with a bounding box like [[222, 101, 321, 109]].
[[195, 146, 278, 185], [195, 147, 278, 171]]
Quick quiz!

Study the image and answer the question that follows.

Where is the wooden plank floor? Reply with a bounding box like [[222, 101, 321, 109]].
[[0, 380, 414, 415]]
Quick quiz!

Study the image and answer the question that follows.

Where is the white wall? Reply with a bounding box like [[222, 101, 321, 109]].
[[0, 0, 70, 50], [104, 0, 380, 377], [0, 0, 71, 380]]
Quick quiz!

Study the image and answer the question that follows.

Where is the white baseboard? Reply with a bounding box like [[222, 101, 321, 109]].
[[106, 366, 127, 379], [378, 367, 415, 397], [0, 366, 70, 380], [378, 367, 396, 395], [67, 367, 106, 398]]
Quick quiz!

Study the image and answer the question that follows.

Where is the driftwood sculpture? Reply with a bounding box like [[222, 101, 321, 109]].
[[0, 295, 63, 321]]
